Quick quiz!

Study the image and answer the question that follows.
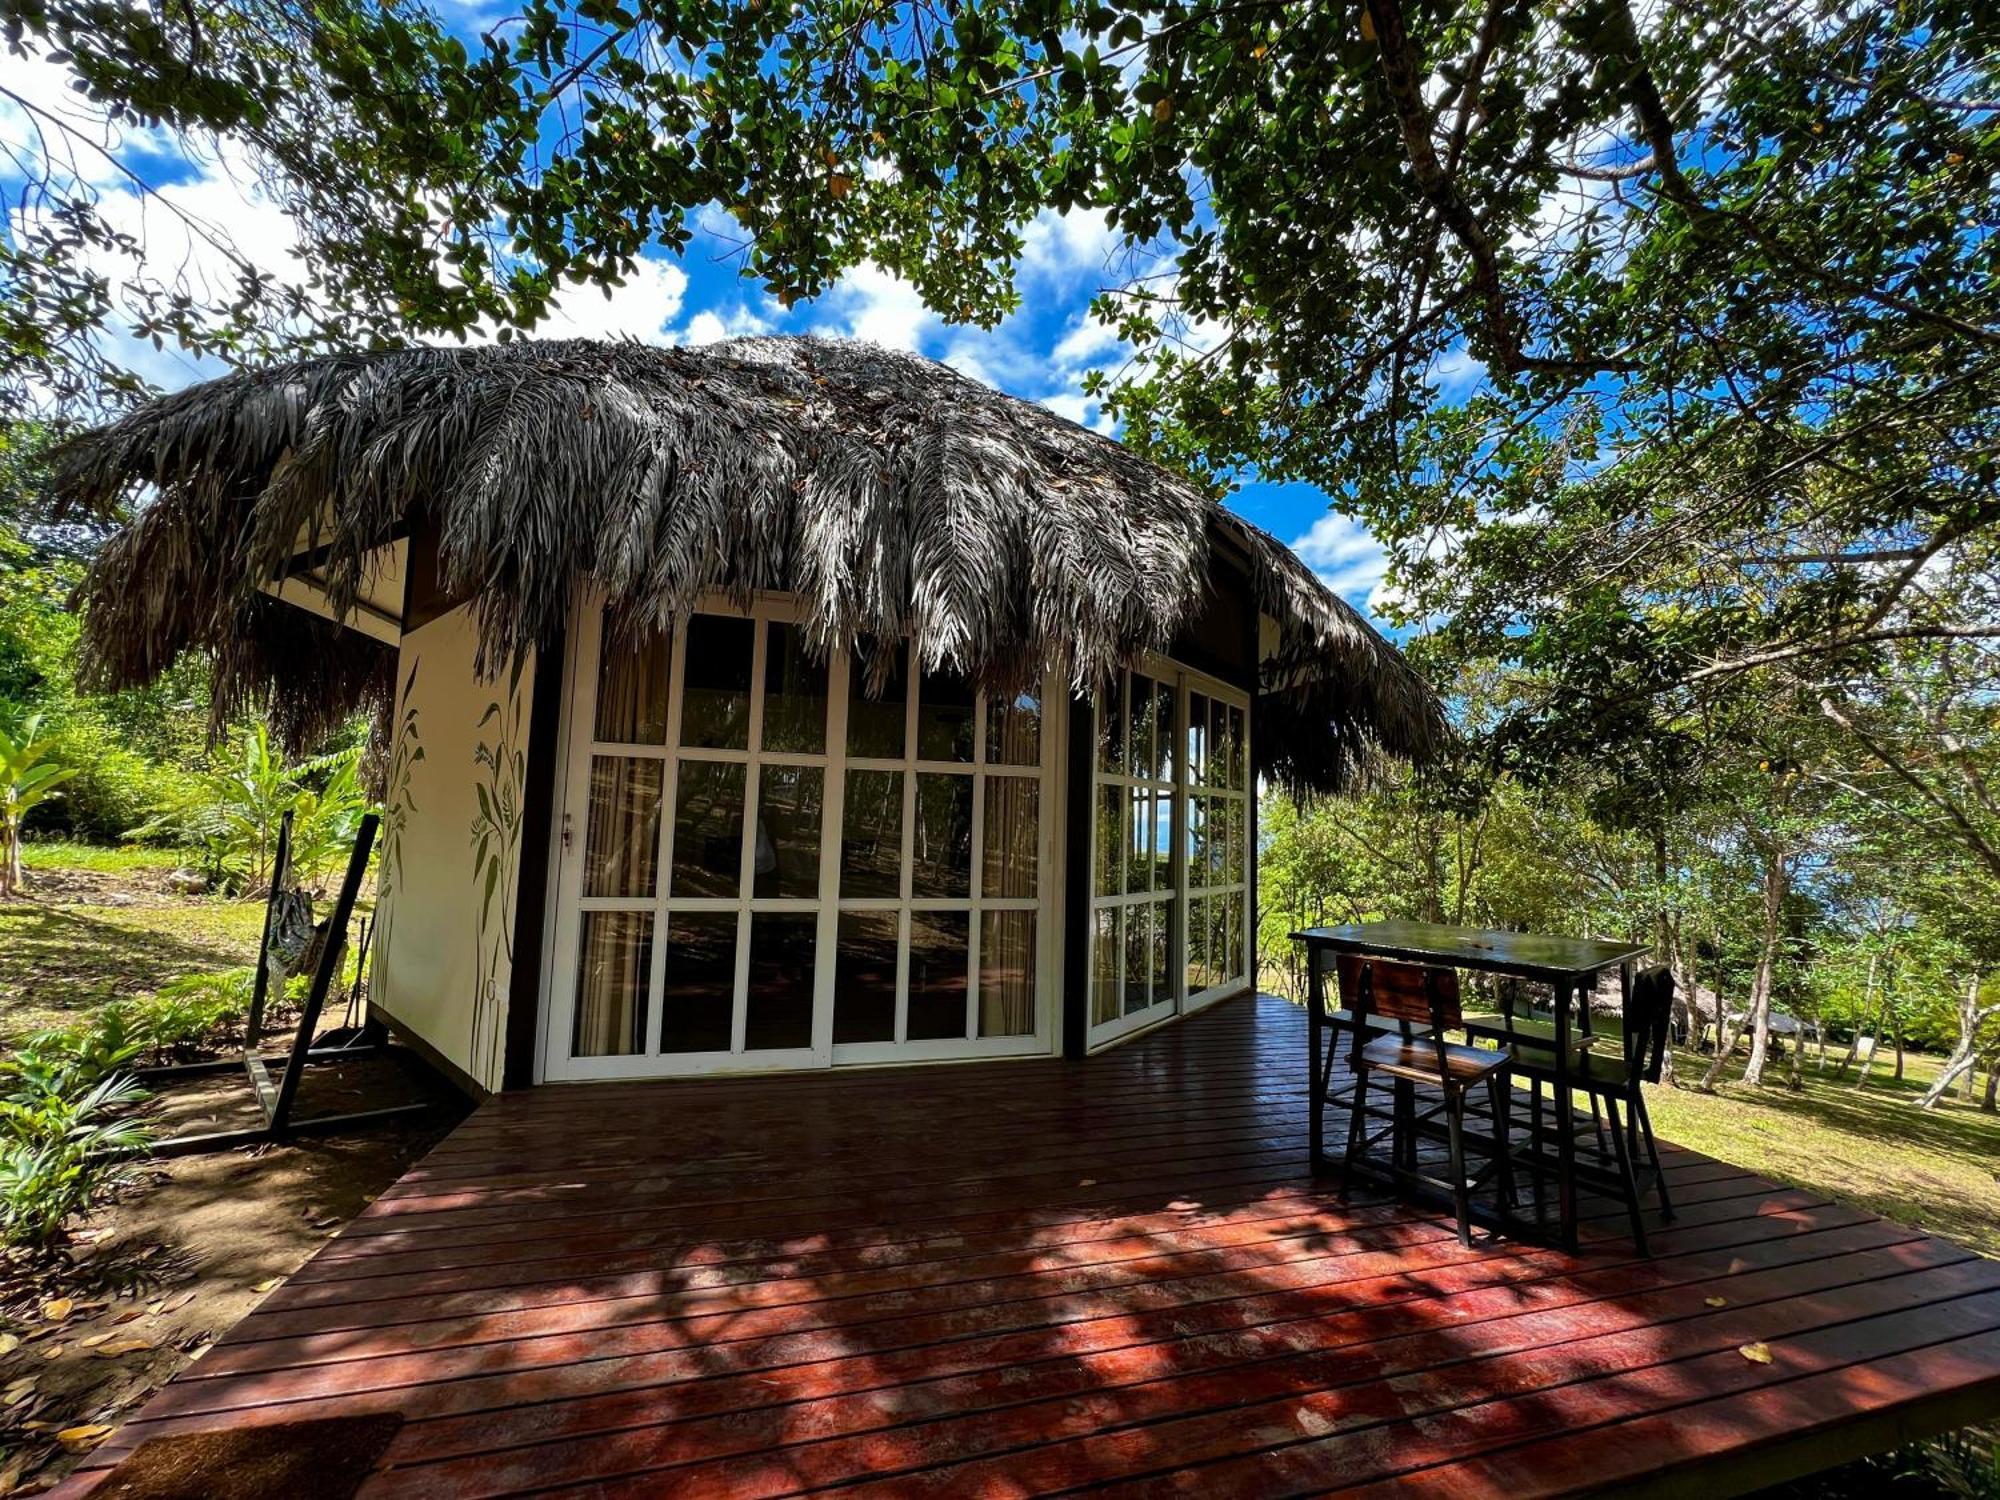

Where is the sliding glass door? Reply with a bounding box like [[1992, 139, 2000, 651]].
[[544, 598, 1056, 1079], [1088, 661, 1251, 1049]]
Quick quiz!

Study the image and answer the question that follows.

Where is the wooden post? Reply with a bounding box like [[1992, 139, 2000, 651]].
[[271, 814, 379, 1138], [245, 811, 294, 1048]]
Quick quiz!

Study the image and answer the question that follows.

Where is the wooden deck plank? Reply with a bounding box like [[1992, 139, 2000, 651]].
[[66, 994, 2000, 1499]]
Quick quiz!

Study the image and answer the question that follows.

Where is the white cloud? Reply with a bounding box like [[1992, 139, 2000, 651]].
[[814, 261, 938, 351], [531, 257, 688, 344], [682, 300, 775, 346], [1021, 207, 1117, 283], [1290, 511, 1392, 608]]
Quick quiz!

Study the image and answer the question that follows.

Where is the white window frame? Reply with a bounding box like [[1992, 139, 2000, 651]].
[[539, 590, 1062, 1081], [1086, 654, 1253, 1052]]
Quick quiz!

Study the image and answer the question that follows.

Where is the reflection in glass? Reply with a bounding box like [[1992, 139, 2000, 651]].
[[847, 643, 908, 759], [1152, 679, 1176, 783], [594, 615, 670, 744], [660, 911, 735, 1053], [762, 622, 828, 754], [1186, 895, 1211, 993], [979, 911, 1035, 1037], [572, 911, 651, 1057], [1154, 790, 1175, 892], [1094, 785, 1123, 897], [1149, 895, 1170, 1001], [913, 773, 973, 898], [1208, 697, 1228, 787], [917, 667, 976, 761], [1097, 677, 1125, 773], [1211, 897, 1230, 987], [908, 910, 970, 1039], [1092, 908, 1120, 1025], [1186, 796, 1208, 890], [1224, 798, 1245, 884], [745, 913, 816, 1050], [1227, 891, 1246, 978], [1125, 789, 1152, 895], [840, 769, 904, 898], [753, 764, 823, 899], [583, 757, 662, 897], [1186, 692, 1209, 786], [679, 615, 754, 748], [671, 761, 745, 897], [833, 910, 899, 1044], [1227, 703, 1248, 789], [1123, 902, 1151, 1014], [982, 775, 1038, 898], [987, 692, 1041, 766], [1128, 674, 1157, 777]]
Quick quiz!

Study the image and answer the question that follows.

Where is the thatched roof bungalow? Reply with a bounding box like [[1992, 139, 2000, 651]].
[[59, 336, 1439, 1093]]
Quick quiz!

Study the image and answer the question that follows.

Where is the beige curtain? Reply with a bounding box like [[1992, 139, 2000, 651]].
[[574, 912, 650, 1056], [980, 911, 1036, 1037], [594, 617, 670, 744], [982, 776, 1038, 898], [584, 757, 662, 898]]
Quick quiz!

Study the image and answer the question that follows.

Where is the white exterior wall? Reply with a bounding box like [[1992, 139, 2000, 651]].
[[371, 602, 538, 1093]]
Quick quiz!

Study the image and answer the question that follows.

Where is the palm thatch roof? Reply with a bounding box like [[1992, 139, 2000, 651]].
[[55, 336, 1441, 793]]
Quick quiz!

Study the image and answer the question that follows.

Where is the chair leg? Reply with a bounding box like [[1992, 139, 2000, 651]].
[[1445, 1086, 1473, 1248], [1636, 1091, 1675, 1222], [1393, 1078, 1416, 1172], [1590, 1093, 1609, 1157], [1602, 1095, 1648, 1255], [1489, 1074, 1517, 1212], [1528, 1082, 1546, 1218], [1341, 1063, 1370, 1201]]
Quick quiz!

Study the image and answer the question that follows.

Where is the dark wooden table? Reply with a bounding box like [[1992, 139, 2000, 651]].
[[1294, 920, 1650, 1249]]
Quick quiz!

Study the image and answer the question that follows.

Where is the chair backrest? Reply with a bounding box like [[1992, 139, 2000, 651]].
[[1336, 955, 1462, 1029], [1626, 965, 1674, 1085]]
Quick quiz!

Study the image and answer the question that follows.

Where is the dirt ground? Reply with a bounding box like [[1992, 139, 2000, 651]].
[[0, 1062, 462, 1494]]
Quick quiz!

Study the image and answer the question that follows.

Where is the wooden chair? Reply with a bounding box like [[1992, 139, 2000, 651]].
[[1308, 945, 1429, 1117], [1338, 956, 1514, 1247], [1507, 964, 1676, 1252]]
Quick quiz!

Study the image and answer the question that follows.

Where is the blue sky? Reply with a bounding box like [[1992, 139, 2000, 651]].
[[0, 42, 1394, 623]]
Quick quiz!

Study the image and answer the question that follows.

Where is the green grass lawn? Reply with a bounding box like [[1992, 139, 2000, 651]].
[[0, 845, 266, 1040], [1647, 1044, 2000, 1258]]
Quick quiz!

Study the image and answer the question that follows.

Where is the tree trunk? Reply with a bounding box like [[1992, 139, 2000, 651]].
[[1984, 1062, 1998, 1113], [1739, 855, 1788, 1086], [1918, 971, 1995, 1110], [1834, 950, 1877, 1080], [1891, 1000, 1907, 1080], [1, 816, 20, 899]]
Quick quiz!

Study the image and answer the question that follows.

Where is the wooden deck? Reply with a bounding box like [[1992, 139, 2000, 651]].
[[63, 993, 2000, 1498]]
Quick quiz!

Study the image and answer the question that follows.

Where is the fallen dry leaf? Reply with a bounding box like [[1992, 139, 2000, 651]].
[[90, 1338, 154, 1359], [252, 1278, 283, 1294], [159, 1290, 196, 1315], [1739, 1342, 1774, 1364], [56, 1423, 113, 1452], [6, 1381, 38, 1407], [39, 1345, 63, 1361], [78, 1333, 113, 1349], [40, 1298, 72, 1324], [0, 1334, 18, 1358], [1704, 1296, 1728, 1309], [113, 1309, 143, 1326]]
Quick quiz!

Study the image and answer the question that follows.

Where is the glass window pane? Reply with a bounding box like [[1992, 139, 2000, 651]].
[[1227, 890, 1246, 979], [1186, 894, 1210, 994], [753, 765, 823, 899], [1186, 692, 1209, 786], [1153, 792, 1174, 892], [671, 761, 745, 897], [1185, 796, 1207, 890], [1128, 674, 1157, 778], [1207, 698, 1228, 787], [680, 615, 754, 749], [1228, 704, 1248, 790], [913, 773, 973, 898], [847, 643, 908, 759], [1224, 798, 1246, 885], [1125, 788, 1152, 895], [986, 691, 1041, 766], [917, 667, 976, 761], [1092, 908, 1120, 1025], [660, 911, 736, 1053], [1094, 785, 1124, 897], [761, 622, 828, 754], [572, 911, 652, 1057], [1153, 680, 1176, 783], [1123, 902, 1151, 1015], [834, 910, 899, 1044], [982, 775, 1038, 899], [1150, 896, 1171, 1002], [840, 769, 903, 898], [1211, 897, 1231, 985], [745, 913, 816, 1050], [979, 911, 1036, 1038], [594, 615, 670, 744], [583, 756, 662, 898], [908, 910, 970, 1040], [1097, 677, 1125, 774]]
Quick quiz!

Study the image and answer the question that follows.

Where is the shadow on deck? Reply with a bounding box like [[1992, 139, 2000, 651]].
[[56, 993, 2000, 1498]]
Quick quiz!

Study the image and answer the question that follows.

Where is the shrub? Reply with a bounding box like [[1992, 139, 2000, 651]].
[[0, 1052, 150, 1251], [142, 969, 256, 1058]]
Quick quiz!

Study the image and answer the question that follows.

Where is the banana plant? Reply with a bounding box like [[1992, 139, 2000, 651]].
[[0, 710, 78, 898]]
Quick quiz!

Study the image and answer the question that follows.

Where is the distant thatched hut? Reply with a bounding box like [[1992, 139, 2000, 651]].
[[58, 337, 1439, 1094]]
